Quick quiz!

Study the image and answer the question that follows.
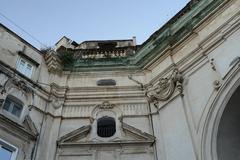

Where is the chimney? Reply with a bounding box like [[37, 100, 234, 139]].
[[132, 36, 136, 46]]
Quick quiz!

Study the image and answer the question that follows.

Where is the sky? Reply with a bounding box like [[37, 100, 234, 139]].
[[0, 0, 189, 49]]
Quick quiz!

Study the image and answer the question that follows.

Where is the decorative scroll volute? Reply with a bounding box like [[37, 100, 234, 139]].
[[146, 68, 183, 102]]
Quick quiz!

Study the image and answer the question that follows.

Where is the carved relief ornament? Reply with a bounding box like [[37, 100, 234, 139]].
[[146, 68, 183, 102], [51, 98, 64, 109], [1, 77, 33, 94], [97, 101, 115, 109]]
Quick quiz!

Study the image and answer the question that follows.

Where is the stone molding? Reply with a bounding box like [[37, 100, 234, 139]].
[[201, 61, 240, 160], [57, 122, 155, 146], [62, 103, 148, 118], [0, 114, 38, 141], [23, 115, 38, 137], [57, 125, 91, 145]]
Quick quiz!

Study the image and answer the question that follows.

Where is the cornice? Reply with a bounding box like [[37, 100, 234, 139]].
[[147, 3, 240, 85], [60, 0, 225, 72]]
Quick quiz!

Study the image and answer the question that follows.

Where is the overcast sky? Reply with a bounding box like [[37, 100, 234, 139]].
[[0, 0, 189, 49]]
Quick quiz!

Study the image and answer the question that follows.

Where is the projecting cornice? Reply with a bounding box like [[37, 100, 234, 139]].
[[51, 0, 226, 72]]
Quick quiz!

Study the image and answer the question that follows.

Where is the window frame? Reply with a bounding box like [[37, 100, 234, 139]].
[[16, 57, 34, 78], [0, 138, 18, 160], [2, 96, 23, 119]]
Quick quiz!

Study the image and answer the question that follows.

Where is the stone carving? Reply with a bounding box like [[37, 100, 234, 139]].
[[1, 77, 33, 94], [146, 68, 183, 102], [213, 80, 221, 90], [12, 79, 32, 93], [97, 101, 115, 109], [51, 98, 64, 109]]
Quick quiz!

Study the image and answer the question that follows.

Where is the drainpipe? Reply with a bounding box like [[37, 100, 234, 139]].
[[33, 85, 52, 160], [128, 74, 159, 160], [54, 72, 71, 160], [147, 100, 159, 160]]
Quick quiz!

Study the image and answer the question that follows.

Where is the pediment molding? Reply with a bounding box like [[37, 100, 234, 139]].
[[58, 125, 91, 144], [57, 122, 155, 146], [122, 123, 155, 142], [23, 115, 38, 136], [0, 114, 38, 141]]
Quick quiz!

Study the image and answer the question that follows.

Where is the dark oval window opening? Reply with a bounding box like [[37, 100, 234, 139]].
[[97, 117, 116, 137]]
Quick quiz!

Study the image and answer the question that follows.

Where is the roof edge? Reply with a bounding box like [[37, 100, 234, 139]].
[[0, 23, 42, 55]]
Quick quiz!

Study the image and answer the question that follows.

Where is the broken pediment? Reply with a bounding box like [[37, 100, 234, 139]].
[[0, 114, 38, 141], [22, 115, 38, 137], [121, 123, 155, 142], [58, 125, 91, 144], [57, 122, 155, 146]]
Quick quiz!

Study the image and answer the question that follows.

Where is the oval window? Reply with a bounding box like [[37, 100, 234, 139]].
[[97, 79, 116, 86]]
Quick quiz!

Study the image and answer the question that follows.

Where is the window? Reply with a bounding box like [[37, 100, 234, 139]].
[[16, 58, 33, 78], [97, 116, 116, 137], [0, 139, 18, 160], [3, 96, 23, 118], [97, 79, 116, 86]]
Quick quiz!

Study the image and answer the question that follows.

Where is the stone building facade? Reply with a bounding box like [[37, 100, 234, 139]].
[[1, 0, 240, 160]]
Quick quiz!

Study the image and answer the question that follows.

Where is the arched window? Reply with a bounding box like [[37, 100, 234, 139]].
[[3, 95, 23, 118], [97, 116, 116, 137]]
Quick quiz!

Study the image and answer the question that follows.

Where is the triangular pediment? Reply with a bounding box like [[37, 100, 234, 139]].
[[58, 123, 155, 146]]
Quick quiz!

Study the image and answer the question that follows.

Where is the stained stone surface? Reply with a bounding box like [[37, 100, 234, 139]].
[[0, 0, 240, 160]]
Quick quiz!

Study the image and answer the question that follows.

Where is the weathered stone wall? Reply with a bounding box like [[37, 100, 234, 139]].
[[0, 0, 240, 160]]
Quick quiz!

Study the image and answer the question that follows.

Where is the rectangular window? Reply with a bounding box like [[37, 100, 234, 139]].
[[0, 146, 12, 160], [3, 97, 23, 118], [0, 139, 18, 160], [16, 58, 33, 78]]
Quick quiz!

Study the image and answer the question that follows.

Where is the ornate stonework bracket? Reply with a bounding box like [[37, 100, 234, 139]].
[[146, 68, 183, 103], [43, 50, 62, 73]]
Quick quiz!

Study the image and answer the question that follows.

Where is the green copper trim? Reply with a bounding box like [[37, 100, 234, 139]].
[[63, 0, 225, 72]]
